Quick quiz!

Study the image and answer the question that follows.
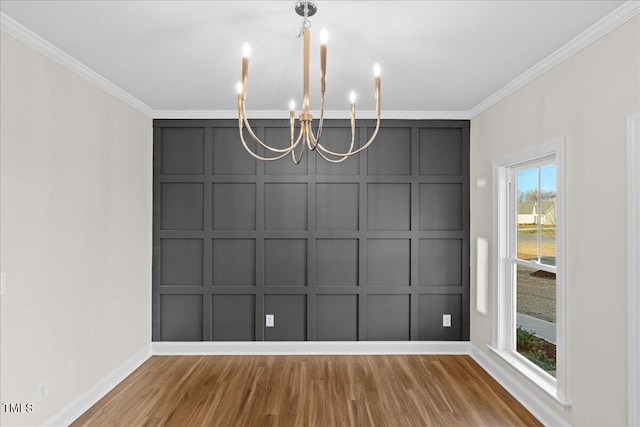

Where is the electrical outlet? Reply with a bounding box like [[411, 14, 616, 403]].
[[265, 314, 274, 327], [36, 380, 48, 402], [442, 314, 451, 327]]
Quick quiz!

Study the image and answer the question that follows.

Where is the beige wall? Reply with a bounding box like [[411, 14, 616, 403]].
[[470, 15, 640, 426], [0, 32, 152, 426]]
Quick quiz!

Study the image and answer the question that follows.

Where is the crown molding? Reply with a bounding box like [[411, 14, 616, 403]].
[[0, 12, 155, 118], [153, 109, 471, 120], [469, 0, 640, 118], [3, 0, 637, 122], [1, 14, 466, 122]]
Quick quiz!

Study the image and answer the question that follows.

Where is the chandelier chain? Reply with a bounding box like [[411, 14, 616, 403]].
[[297, 4, 312, 37]]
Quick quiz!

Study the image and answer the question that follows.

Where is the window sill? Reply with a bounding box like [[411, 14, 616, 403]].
[[487, 345, 571, 408]]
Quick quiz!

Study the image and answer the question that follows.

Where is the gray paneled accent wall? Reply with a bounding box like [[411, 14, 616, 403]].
[[153, 119, 470, 342]]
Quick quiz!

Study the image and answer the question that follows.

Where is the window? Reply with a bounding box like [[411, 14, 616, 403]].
[[492, 139, 569, 406]]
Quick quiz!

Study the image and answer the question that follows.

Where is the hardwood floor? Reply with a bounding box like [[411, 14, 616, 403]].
[[72, 355, 542, 426]]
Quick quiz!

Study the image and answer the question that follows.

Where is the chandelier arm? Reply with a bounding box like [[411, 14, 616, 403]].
[[314, 144, 351, 163], [240, 102, 294, 153], [238, 116, 303, 161], [305, 121, 317, 151], [307, 123, 316, 151], [314, 136, 353, 163], [315, 116, 380, 157], [291, 138, 305, 164], [291, 125, 306, 164], [314, 111, 355, 162], [289, 111, 305, 165], [291, 110, 306, 151], [238, 129, 299, 161], [308, 92, 326, 151]]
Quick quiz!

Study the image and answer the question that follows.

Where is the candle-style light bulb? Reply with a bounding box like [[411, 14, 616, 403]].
[[373, 63, 381, 117], [236, 82, 243, 95], [241, 43, 250, 99], [289, 100, 296, 111], [319, 28, 328, 94], [349, 90, 356, 126], [242, 42, 251, 58], [320, 28, 328, 45]]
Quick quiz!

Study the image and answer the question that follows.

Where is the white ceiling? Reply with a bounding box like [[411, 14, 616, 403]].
[[0, 0, 628, 115]]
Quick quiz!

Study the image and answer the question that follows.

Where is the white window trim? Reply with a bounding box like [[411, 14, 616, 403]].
[[491, 138, 569, 407], [628, 112, 640, 427]]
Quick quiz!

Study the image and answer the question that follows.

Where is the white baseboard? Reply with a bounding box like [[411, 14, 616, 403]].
[[152, 340, 470, 356], [44, 344, 152, 427], [469, 344, 569, 427]]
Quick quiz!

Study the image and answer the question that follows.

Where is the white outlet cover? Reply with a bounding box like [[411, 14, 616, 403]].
[[265, 314, 274, 327], [442, 314, 452, 327]]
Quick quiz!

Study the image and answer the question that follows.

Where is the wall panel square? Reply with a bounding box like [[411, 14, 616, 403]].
[[316, 295, 358, 340], [367, 239, 410, 286], [264, 183, 308, 230], [212, 183, 256, 230], [160, 183, 203, 230], [161, 127, 204, 175], [212, 295, 255, 341], [315, 127, 360, 175], [419, 294, 462, 340], [367, 294, 410, 340], [316, 183, 359, 230], [213, 128, 256, 175], [264, 127, 308, 175], [419, 183, 462, 230], [160, 295, 203, 341], [212, 239, 255, 286], [264, 239, 307, 286], [367, 127, 411, 175], [316, 239, 358, 286], [367, 183, 411, 230], [419, 128, 462, 175], [264, 295, 307, 341], [419, 239, 462, 286], [161, 239, 203, 286]]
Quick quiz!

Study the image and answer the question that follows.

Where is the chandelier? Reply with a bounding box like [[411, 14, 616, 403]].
[[236, 1, 381, 164]]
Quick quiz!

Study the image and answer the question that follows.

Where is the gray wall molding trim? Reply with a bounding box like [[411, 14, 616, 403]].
[[153, 118, 470, 342]]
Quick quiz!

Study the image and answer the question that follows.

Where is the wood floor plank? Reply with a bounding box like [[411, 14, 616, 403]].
[[71, 355, 542, 427]]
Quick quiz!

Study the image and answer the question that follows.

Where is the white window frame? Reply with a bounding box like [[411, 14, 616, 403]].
[[490, 138, 569, 407]]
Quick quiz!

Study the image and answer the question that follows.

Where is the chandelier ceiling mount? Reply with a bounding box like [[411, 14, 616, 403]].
[[294, 1, 317, 18]]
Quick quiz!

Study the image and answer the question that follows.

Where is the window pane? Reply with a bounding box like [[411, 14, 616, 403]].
[[517, 168, 538, 261], [539, 164, 556, 266], [517, 165, 556, 264], [516, 264, 556, 377]]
